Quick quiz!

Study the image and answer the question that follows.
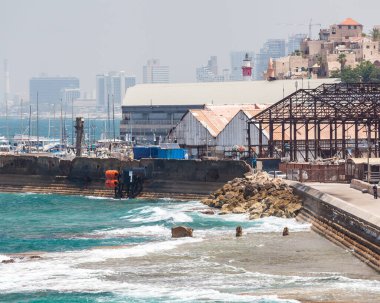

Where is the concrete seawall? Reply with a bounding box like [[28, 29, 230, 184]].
[[0, 155, 251, 198], [290, 181, 380, 272]]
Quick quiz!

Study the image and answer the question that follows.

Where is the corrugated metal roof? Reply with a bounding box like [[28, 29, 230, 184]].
[[123, 79, 340, 106], [189, 104, 267, 137], [266, 123, 370, 141]]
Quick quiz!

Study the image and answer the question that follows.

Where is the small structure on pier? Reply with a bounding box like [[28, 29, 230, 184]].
[[248, 83, 380, 162]]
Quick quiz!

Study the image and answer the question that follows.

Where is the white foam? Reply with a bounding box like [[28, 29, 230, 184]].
[[86, 225, 171, 238], [246, 217, 311, 233], [127, 206, 193, 223], [0, 254, 11, 262]]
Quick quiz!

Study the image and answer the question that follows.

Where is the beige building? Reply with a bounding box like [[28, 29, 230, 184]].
[[273, 55, 309, 79], [272, 18, 380, 78], [327, 18, 363, 42]]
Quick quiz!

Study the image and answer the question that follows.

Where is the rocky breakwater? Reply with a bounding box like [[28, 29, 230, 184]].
[[202, 171, 302, 220]]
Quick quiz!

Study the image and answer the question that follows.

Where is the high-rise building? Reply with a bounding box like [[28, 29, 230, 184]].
[[196, 56, 223, 82], [96, 72, 136, 108], [143, 59, 169, 84], [254, 39, 286, 80], [287, 33, 307, 54], [29, 76, 80, 109], [61, 88, 80, 104]]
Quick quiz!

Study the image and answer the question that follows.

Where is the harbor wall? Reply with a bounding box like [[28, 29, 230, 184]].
[[0, 155, 251, 197], [290, 182, 380, 271]]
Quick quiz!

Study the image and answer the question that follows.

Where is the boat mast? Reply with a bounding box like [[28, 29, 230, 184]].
[[28, 104, 31, 153], [20, 98, 23, 142], [36, 92, 39, 153], [71, 97, 74, 146], [112, 94, 115, 142], [107, 94, 110, 141], [60, 99, 63, 153]]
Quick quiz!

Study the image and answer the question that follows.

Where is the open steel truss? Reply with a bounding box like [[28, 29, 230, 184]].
[[248, 83, 380, 161]]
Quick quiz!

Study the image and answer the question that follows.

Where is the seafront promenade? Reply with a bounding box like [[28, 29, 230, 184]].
[[290, 181, 380, 272], [305, 183, 380, 227]]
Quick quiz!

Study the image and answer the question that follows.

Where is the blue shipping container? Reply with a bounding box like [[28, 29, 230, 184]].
[[157, 148, 185, 159], [133, 146, 162, 159]]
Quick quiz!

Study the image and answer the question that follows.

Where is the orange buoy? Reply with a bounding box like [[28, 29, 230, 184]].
[[105, 170, 119, 180], [105, 179, 118, 189]]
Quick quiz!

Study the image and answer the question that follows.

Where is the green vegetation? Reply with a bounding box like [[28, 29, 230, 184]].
[[330, 61, 380, 83], [370, 27, 380, 41], [337, 53, 347, 71]]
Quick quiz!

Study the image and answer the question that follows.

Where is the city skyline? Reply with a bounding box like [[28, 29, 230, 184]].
[[1, 0, 380, 96]]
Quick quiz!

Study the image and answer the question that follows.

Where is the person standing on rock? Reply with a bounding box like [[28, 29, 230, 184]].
[[373, 184, 378, 199]]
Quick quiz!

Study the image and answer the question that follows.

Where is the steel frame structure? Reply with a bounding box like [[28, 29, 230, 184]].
[[248, 83, 380, 161]]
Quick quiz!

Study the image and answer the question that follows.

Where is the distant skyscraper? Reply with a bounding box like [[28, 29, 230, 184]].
[[143, 59, 169, 84], [287, 33, 307, 54], [196, 56, 223, 82], [29, 76, 80, 109], [254, 39, 286, 80], [96, 72, 136, 108], [230, 51, 254, 81], [61, 88, 80, 104]]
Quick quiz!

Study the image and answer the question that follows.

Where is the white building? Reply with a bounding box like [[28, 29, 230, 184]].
[[96, 72, 136, 108], [143, 59, 169, 84], [166, 104, 269, 158]]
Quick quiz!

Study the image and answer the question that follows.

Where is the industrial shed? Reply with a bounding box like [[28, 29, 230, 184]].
[[166, 105, 268, 158], [249, 83, 380, 162]]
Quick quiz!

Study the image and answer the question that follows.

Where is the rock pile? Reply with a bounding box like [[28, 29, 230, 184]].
[[202, 171, 302, 220]]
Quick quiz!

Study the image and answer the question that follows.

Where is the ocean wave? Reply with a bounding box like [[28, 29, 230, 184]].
[[84, 225, 171, 238], [0, 254, 11, 262], [246, 217, 311, 233], [126, 206, 194, 224]]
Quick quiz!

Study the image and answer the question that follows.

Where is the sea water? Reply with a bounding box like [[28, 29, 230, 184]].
[[0, 193, 379, 302]]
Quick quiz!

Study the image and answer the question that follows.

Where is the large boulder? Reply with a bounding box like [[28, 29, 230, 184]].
[[171, 226, 193, 238]]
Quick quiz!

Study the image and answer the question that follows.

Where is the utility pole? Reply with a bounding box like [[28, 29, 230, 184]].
[[75, 117, 84, 157]]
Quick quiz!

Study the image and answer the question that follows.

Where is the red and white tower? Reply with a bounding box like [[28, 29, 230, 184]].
[[242, 53, 252, 81]]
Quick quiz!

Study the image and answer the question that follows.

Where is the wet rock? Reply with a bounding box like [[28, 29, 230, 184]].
[[200, 210, 215, 215], [2, 259, 15, 264], [30, 255, 41, 259], [236, 226, 243, 237], [171, 226, 193, 238], [201, 171, 302, 220], [283, 227, 289, 236]]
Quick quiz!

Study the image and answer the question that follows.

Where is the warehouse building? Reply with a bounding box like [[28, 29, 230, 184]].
[[120, 79, 339, 143], [166, 104, 269, 158]]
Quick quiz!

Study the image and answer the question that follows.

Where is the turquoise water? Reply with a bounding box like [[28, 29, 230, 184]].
[[0, 117, 120, 143], [1, 192, 379, 302], [0, 193, 283, 254]]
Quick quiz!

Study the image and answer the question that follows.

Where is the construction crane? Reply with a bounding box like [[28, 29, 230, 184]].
[[278, 19, 322, 39], [307, 19, 322, 39]]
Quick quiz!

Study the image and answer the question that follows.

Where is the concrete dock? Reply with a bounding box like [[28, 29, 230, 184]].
[[289, 181, 380, 272], [305, 182, 380, 227]]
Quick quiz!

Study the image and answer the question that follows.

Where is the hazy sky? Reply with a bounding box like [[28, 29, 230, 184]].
[[1, 0, 380, 97]]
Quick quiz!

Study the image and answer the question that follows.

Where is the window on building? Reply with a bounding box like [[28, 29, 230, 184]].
[[367, 45, 370, 49], [348, 26, 352, 30], [338, 25, 342, 29], [354, 26, 357, 29]]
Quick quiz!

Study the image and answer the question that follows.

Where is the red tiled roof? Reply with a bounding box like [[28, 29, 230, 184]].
[[339, 18, 362, 26]]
